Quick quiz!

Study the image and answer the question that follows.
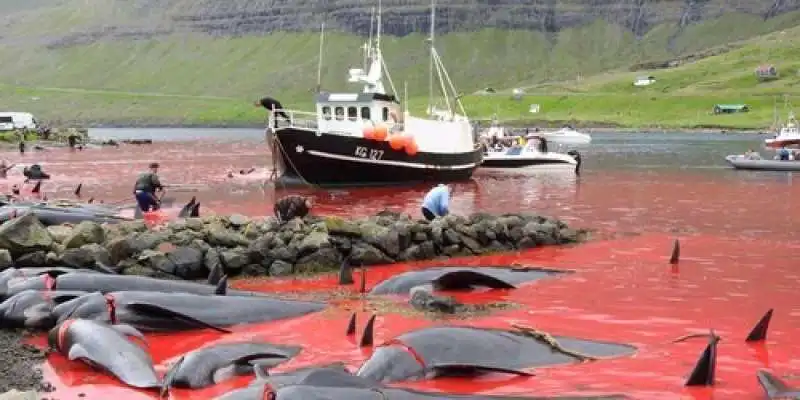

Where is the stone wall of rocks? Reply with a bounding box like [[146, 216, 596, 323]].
[[0, 211, 587, 280]]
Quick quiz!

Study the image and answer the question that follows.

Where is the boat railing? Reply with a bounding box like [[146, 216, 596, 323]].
[[267, 108, 318, 130]]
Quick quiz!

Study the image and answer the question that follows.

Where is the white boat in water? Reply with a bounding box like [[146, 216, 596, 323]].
[[725, 154, 800, 171], [765, 111, 799, 148], [540, 126, 592, 145], [482, 135, 581, 171]]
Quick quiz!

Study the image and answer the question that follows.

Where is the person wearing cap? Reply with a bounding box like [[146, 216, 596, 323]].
[[133, 162, 164, 212], [421, 183, 452, 221]]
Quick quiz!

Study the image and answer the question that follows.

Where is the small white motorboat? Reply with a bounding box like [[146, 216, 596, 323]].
[[481, 136, 581, 171], [540, 126, 592, 145]]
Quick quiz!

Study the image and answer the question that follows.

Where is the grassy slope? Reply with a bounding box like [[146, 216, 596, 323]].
[[0, 5, 798, 129]]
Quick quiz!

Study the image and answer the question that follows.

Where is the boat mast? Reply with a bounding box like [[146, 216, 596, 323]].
[[427, 0, 435, 116], [365, 7, 375, 70], [316, 20, 326, 93]]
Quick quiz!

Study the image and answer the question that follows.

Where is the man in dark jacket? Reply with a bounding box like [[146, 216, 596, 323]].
[[133, 162, 164, 212], [274, 195, 313, 223], [256, 96, 291, 128]]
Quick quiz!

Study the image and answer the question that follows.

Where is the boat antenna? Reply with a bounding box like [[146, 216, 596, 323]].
[[376, 0, 382, 50], [366, 7, 375, 70], [316, 18, 326, 93], [427, 0, 435, 116]]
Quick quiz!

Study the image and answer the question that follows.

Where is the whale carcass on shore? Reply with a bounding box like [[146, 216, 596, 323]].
[[51, 290, 326, 332], [48, 319, 161, 389], [369, 266, 568, 295], [0, 289, 87, 328], [2, 272, 263, 300], [215, 364, 627, 399], [161, 341, 302, 391], [356, 326, 636, 383]]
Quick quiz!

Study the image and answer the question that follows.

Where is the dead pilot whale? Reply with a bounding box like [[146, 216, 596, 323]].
[[3, 271, 264, 300], [369, 266, 566, 295], [160, 341, 301, 393], [48, 319, 161, 389], [52, 289, 326, 332], [355, 325, 636, 383], [0, 267, 99, 299], [215, 364, 626, 400], [757, 369, 800, 399], [0, 289, 87, 329]]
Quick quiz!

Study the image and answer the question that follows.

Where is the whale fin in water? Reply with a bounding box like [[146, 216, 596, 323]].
[[346, 313, 356, 336], [74, 183, 82, 198], [685, 330, 719, 386], [757, 369, 800, 399], [746, 309, 773, 342], [360, 314, 376, 347], [126, 302, 232, 333], [190, 203, 200, 217], [214, 275, 228, 295], [177, 197, 197, 218]]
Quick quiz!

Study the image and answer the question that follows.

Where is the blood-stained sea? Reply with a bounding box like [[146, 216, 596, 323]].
[[6, 129, 799, 399]]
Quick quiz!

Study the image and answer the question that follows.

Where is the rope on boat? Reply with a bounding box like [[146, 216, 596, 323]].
[[267, 123, 318, 190], [670, 332, 722, 344], [511, 323, 602, 361]]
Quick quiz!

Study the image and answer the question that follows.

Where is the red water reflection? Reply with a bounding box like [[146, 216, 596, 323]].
[[3, 141, 799, 399]]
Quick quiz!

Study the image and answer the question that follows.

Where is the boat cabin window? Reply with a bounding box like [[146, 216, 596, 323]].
[[347, 106, 357, 121], [361, 107, 371, 120], [322, 106, 332, 120], [335, 107, 345, 121], [0, 117, 12, 123], [382, 107, 389, 122]]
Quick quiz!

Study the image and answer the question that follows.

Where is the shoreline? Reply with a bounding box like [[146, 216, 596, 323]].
[[83, 122, 766, 134]]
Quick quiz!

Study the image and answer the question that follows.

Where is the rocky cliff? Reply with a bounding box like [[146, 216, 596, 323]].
[[12, 0, 800, 48]]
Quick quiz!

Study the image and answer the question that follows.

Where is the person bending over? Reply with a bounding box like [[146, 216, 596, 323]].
[[133, 162, 164, 212], [274, 195, 313, 223], [256, 96, 291, 128], [421, 184, 452, 221]]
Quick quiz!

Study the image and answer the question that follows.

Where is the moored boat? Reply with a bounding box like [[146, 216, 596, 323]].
[[540, 126, 592, 145], [765, 111, 799, 148], [265, 1, 482, 187], [725, 154, 800, 171], [482, 136, 581, 170]]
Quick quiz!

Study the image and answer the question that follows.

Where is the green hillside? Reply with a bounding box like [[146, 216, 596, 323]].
[[0, 6, 799, 129]]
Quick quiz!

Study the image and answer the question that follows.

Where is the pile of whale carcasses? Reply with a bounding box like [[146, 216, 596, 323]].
[[0, 255, 789, 399]]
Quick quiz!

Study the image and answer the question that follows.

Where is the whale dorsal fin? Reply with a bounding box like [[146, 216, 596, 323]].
[[126, 302, 231, 333]]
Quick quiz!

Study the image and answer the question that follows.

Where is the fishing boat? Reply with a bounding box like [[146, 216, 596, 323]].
[[540, 125, 592, 145], [265, 0, 482, 187], [764, 106, 799, 148]]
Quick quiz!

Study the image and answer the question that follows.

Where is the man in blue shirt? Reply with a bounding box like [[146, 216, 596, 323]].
[[421, 184, 452, 221], [778, 146, 791, 161]]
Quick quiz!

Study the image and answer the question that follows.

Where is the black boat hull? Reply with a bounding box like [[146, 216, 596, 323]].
[[273, 128, 483, 187]]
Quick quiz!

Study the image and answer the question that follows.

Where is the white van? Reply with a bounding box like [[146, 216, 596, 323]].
[[0, 112, 38, 131]]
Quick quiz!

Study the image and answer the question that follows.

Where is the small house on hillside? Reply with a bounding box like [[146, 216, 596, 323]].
[[713, 104, 750, 115], [633, 76, 656, 86], [755, 64, 778, 81]]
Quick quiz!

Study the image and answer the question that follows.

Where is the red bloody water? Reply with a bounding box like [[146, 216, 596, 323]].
[[4, 135, 799, 399]]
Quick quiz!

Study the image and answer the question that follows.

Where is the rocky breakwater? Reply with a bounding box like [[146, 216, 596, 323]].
[[0, 211, 588, 279]]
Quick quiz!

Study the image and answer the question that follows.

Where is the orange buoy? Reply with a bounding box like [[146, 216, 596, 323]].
[[363, 127, 375, 140], [405, 138, 418, 156], [373, 124, 388, 141], [389, 134, 407, 150]]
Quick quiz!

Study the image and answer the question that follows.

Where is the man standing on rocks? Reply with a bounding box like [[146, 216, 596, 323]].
[[133, 162, 164, 212], [274, 195, 313, 223], [421, 184, 452, 221]]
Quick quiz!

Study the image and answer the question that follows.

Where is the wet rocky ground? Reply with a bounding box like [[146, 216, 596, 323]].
[[0, 329, 52, 397]]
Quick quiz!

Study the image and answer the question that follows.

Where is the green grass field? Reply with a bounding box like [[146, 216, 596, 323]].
[[0, 8, 799, 129]]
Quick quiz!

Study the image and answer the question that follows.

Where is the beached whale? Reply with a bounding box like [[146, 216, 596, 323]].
[[48, 319, 161, 389], [0, 268, 99, 297], [215, 364, 626, 400], [3, 272, 262, 300], [0, 204, 130, 225], [161, 341, 301, 392], [369, 266, 566, 295], [52, 290, 326, 332], [356, 326, 636, 383], [0, 289, 87, 328]]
